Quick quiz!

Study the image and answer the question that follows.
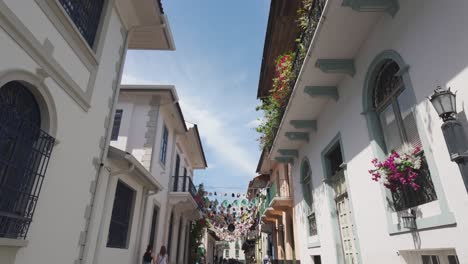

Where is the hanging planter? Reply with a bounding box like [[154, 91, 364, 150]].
[[369, 145, 423, 192]]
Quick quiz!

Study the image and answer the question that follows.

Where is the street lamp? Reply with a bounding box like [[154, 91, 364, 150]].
[[429, 86, 468, 192], [429, 86, 457, 121]]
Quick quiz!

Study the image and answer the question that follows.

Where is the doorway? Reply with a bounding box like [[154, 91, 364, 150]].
[[323, 138, 359, 264]]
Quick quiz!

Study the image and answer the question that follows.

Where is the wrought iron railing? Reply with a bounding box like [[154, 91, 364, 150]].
[[171, 176, 197, 200], [0, 121, 55, 239], [268, 183, 277, 202], [290, 0, 326, 80], [277, 0, 326, 131], [392, 154, 437, 211]]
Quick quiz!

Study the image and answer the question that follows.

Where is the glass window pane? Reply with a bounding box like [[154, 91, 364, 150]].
[[379, 104, 403, 152], [448, 255, 460, 264], [398, 88, 422, 149]]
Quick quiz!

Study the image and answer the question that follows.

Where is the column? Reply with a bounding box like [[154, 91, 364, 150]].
[[283, 211, 293, 260], [169, 213, 180, 263], [276, 218, 285, 260], [178, 218, 187, 263], [272, 223, 278, 260], [184, 221, 191, 264]]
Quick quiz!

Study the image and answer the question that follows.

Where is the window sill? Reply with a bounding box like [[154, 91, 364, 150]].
[[0, 238, 28, 247], [307, 238, 320, 248], [388, 211, 456, 235]]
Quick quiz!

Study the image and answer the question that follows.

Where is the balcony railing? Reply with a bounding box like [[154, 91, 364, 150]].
[[275, 0, 326, 137], [268, 183, 277, 203], [291, 0, 326, 84], [171, 176, 197, 199]]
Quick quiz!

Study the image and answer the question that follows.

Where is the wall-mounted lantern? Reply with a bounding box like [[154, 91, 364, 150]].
[[429, 86, 468, 192]]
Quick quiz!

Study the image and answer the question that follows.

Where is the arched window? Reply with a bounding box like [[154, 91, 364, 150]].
[[301, 159, 317, 236], [0, 81, 55, 239], [372, 60, 437, 210]]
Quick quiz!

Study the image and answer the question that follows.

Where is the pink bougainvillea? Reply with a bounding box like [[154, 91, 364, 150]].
[[369, 145, 422, 192]]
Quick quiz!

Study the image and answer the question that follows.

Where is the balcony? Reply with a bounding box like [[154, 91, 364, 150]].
[[169, 176, 201, 217], [260, 182, 292, 223], [269, 182, 293, 210]]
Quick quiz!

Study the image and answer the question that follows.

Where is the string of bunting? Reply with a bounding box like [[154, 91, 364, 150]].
[[194, 187, 268, 242]]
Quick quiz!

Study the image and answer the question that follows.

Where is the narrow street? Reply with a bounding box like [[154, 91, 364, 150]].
[[0, 1, 468, 264]]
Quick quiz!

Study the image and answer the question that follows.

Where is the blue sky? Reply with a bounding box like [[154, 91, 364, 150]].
[[122, 1, 270, 195]]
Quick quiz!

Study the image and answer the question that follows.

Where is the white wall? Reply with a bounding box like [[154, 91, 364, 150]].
[[94, 160, 146, 264], [112, 93, 202, 263], [0, 1, 126, 264], [222, 240, 245, 261], [292, 0, 468, 263]]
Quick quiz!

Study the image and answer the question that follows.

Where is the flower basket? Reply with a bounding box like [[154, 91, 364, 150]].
[[369, 145, 423, 193]]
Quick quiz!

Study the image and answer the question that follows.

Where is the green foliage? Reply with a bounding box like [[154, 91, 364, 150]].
[[256, 53, 295, 150], [189, 184, 208, 264], [255, 0, 315, 151]]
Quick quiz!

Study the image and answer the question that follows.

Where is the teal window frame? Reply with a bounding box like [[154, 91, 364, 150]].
[[321, 134, 362, 264], [300, 158, 319, 244], [362, 50, 455, 234]]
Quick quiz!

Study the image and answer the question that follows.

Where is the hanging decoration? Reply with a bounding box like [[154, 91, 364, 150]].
[[193, 186, 261, 242]]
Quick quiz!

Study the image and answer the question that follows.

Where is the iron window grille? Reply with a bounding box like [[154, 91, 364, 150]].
[[308, 213, 318, 236], [448, 255, 460, 264], [422, 255, 440, 264], [0, 81, 55, 239], [58, 0, 105, 47], [107, 180, 135, 249], [373, 60, 437, 210], [110, 109, 123, 141], [160, 125, 169, 164]]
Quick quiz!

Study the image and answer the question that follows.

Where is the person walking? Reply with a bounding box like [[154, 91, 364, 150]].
[[143, 245, 154, 264], [155, 246, 169, 264]]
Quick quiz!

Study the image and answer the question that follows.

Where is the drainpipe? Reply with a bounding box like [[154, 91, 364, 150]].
[[79, 27, 129, 264], [80, 14, 172, 264]]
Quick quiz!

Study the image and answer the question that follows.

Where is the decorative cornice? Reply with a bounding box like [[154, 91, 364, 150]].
[[285, 132, 309, 142], [315, 59, 356, 76], [304, 86, 339, 101], [275, 156, 294, 164], [290, 120, 318, 131], [278, 149, 299, 158], [342, 0, 399, 17]]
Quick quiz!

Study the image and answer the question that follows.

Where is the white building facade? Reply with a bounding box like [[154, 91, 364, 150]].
[[265, 0, 468, 264], [222, 240, 246, 263], [0, 1, 175, 264], [108, 85, 207, 264]]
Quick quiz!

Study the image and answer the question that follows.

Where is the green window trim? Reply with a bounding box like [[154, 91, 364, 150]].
[[320, 134, 362, 264], [300, 158, 318, 238], [362, 49, 455, 234]]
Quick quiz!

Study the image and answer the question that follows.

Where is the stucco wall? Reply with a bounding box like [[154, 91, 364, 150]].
[[0, 1, 126, 263], [292, 0, 468, 263], [111, 93, 201, 263]]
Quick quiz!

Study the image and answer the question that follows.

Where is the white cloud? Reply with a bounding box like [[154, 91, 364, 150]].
[[122, 72, 257, 177], [180, 97, 257, 176], [246, 118, 262, 129]]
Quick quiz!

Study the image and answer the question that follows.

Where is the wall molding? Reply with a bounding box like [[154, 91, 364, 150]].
[[0, 0, 91, 110]]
